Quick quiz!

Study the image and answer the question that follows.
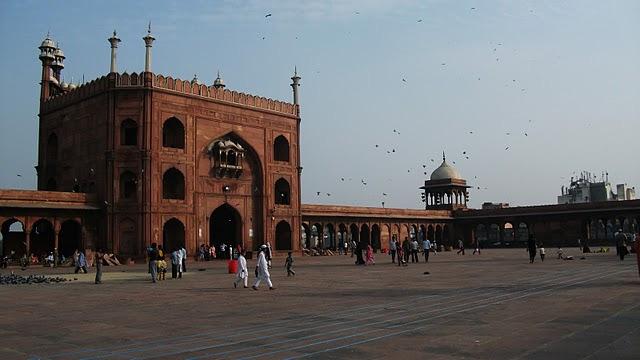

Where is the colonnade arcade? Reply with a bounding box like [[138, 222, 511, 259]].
[[300, 221, 452, 251], [0, 216, 85, 259]]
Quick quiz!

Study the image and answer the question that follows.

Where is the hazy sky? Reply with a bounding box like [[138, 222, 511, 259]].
[[0, 0, 638, 209]]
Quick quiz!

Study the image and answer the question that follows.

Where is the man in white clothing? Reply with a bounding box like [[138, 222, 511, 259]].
[[252, 245, 274, 290], [234, 250, 248, 288]]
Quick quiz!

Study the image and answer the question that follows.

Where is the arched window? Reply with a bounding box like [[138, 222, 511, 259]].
[[120, 171, 137, 199], [162, 117, 185, 149], [163, 218, 185, 252], [120, 119, 138, 146], [273, 135, 290, 162], [274, 178, 290, 205], [163, 168, 185, 200], [46, 133, 58, 164]]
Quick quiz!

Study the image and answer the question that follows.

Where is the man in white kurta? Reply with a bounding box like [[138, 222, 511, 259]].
[[252, 245, 274, 290], [233, 252, 248, 288]]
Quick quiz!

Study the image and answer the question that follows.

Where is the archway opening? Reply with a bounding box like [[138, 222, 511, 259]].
[[360, 224, 370, 247], [119, 218, 137, 257], [301, 224, 310, 249], [162, 117, 185, 149], [209, 204, 241, 258], [273, 135, 290, 162], [163, 168, 185, 200], [350, 224, 359, 245], [325, 224, 335, 249], [427, 225, 435, 241], [163, 218, 185, 253], [120, 118, 138, 146], [275, 221, 292, 250], [1, 219, 26, 258], [59, 220, 82, 259], [30, 219, 55, 259], [371, 224, 381, 250], [275, 178, 291, 205], [311, 223, 322, 248], [503, 223, 514, 243]]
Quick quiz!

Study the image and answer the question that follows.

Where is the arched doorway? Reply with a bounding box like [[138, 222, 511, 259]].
[[427, 225, 435, 241], [503, 223, 514, 243], [443, 225, 450, 246], [210, 204, 242, 257], [435, 225, 442, 246], [1, 219, 26, 258], [371, 224, 381, 251], [119, 218, 137, 257], [325, 224, 335, 249], [59, 220, 82, 258], [163, 218, 185, 253], [275, 221, 292, 250], [30, 219, 55, 258], [360, 224, 370, 247], [350, 224, 359, 244]]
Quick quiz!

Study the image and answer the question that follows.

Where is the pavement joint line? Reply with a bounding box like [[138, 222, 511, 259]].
[[579, 323, 640, 360], [512, 302, 640, 360], [275, 268, 633, 360], [233, 268, 631, 360], [33, 262, 624, 360], [149, 267, 607, 360]]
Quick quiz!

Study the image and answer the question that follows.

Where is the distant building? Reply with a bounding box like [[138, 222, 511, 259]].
[[482, 202, 509, 210], [558, 172, 636, 204]]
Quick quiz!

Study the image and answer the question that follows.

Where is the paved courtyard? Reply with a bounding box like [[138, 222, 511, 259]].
[[0, 248, 638, 360]]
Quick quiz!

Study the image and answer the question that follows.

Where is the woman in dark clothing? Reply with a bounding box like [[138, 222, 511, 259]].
[[527, 234, 537, 263]]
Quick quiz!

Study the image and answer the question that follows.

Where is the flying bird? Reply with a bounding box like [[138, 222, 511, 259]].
[[383, 193, 387, 196], [341, 177, 345, 181], [326, 193, 331, 196], [265, 13, 272, 17], [316, 191, 321, 196], [402, 78, 407, 83], [417, 19, 423, 22], [375, 144, 379, 147], [16, 174, 22, 177], [505, 146, 510, 150]]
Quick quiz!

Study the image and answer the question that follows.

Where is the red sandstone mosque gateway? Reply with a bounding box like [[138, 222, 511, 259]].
[[0, 30, 638, 261]]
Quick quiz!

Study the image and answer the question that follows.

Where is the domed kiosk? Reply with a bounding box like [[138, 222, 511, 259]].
[[420, 152, 470, 210]]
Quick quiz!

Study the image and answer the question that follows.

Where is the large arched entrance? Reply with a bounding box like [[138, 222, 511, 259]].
[[59, 220, 82, 258], [210, 204, 242, 257], [371, 224, 381, 250]]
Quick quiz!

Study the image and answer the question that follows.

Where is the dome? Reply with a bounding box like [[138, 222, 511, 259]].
[[430, 159, 461, 180], [40, 36, 56, 49], [53, 47, 65, 59], [213, 71, 225, 88]]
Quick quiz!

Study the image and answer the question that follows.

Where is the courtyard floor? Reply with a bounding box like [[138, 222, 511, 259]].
[[0, 248, 638, 360]]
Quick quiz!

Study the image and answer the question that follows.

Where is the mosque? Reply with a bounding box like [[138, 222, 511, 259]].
[[0, 30, 638, 260]]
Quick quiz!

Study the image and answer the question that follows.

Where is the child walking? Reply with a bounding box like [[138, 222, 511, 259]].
[[539, 246, 546, 262], [285, 252, 295, 276]]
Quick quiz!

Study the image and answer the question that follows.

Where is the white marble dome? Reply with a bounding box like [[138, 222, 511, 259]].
[[430, 160, 461, 180]]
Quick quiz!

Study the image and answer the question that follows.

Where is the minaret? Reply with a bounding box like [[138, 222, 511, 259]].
[[290, 66, 301, 105], [51, 45, 65, 83], [38, 33, 57, 102], [108, 30, 121, 73], [213, 71, 225, 89], [142, 23, 155, 73]]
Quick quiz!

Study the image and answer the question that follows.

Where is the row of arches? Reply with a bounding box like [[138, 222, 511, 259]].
[[0, 218, 82, 259], [117, 118, 291, 163], [118, 168, 290, 205], [300, 222, 451, 250]]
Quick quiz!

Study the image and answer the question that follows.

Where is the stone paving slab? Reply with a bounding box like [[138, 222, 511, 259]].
[[0, 249, 638, 360]]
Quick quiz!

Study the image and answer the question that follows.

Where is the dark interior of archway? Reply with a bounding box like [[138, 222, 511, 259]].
[[210, 204, 241, 258], [275, 221, 292, 250], [30, 220, 55, 258], [371, 226, 381, 250], [59, 221, 81, 258], [163, 219, 185, 253]]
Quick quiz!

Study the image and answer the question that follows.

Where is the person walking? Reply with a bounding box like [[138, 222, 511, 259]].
[[266, 242, 273, 269], [539, 245, 546, 262], [234, 250, 249, 288], [171, 248, 183, 279], [396, 240, 407, 267], [285, 251, 296, 276], [389, 237, 397, 264], [402, 237, 410, 264], [422, 238, 431, 263], [94, 249, 103, 284], [253, 245, 274, 290], [74, 249, 88, 274], [527, 234, 537, 263], [456, 239, 465, 255], [365, 244, 375, 265], [148, 243, 158, 283], [180, 245, 187, 272], [156, 245, 167, 281], [410, 238, 419, 263]]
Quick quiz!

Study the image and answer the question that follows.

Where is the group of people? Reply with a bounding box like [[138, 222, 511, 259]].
[[147, 243, 187, 283], [233, 244, 290, 290], [389, 236, 434, 266]]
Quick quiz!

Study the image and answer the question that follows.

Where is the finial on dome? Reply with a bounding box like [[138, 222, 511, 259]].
[[148, 21, 151, 34], [213, 70, 225, 89], [443, 151, 446, 162]]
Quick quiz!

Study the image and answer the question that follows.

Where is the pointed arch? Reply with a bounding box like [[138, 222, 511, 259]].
[[120, 118, 138, 146], [163, 168, 185, 200], [273, 135, 290, 162], [275, 178, 291, 205], [275, 220, 292, 250], [163, 218, 185, 253], [162, 117, 185, 149], [120, 171, 137, 199]]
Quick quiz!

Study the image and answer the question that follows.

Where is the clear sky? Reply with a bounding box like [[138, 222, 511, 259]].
[[0, 0, 638, 209]]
